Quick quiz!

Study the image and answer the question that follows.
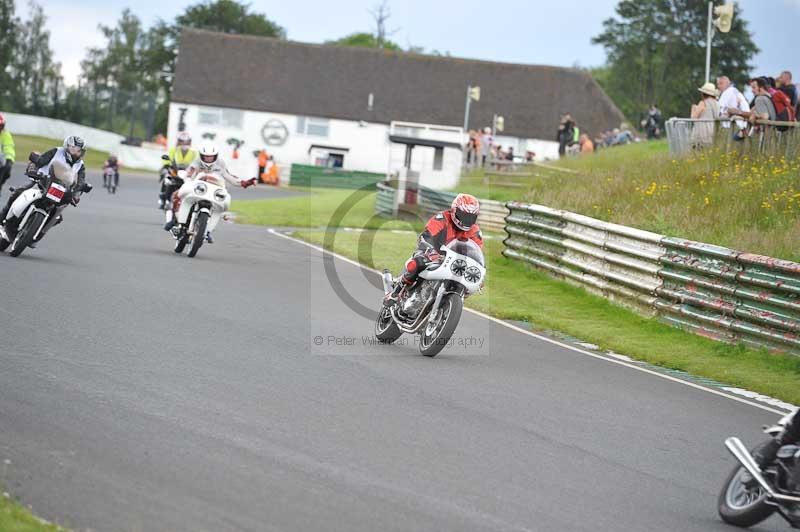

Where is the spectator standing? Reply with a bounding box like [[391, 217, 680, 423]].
[[777, 71, 797, 108], [690, 82, 720, 148], [479, 127, 493, 167], [717, 76, 750, 130], [642, 104, 662, 139], [257, 149, 269, 181], [579, 134, 594, 154], [730, 77, 776, 122], [556, 113, 575, 157], [0, 114, 14, 196], [506, 146, 514, 161]]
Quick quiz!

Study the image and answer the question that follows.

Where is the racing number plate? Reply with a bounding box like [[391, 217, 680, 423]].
[[46, 182, 67, 202]]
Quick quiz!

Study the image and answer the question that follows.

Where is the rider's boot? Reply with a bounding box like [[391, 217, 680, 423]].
[[206, 231, 214, 244], [383, 276, 413, 307]]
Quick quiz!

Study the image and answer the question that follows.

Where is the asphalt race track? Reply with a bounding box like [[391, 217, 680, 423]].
[[0, 167, 790, 531]]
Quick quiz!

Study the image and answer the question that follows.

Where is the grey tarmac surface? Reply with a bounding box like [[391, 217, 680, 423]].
[[0, 166, 789, 531]]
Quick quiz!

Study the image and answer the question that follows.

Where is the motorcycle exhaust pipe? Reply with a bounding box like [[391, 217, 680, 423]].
[[724, 437, 800, 503], [382, 269, 394, 295]]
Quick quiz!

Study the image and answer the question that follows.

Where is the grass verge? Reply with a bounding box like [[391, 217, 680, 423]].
[[457, 140, 800, 261], [294, 229, 800, 405], [234, 187, 423, 231], [1, 490, 64, 531]]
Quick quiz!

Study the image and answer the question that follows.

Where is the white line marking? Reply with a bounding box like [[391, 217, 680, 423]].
[[267, 228, 795, 416]]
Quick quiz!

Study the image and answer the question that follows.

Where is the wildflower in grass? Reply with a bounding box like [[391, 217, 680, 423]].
[[704, 196, 710, 206]]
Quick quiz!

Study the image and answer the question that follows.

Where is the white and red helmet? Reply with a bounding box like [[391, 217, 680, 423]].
[[451, 193, 480, 230]]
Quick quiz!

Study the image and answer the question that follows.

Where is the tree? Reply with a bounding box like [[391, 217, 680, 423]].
[[81, 9, 151, 92], [327, 32, 401, 51], [592, 0, 758, 122], [176, 0, 285, 38], [368, 0, 399, 49], [0, 0, 17, 107], [6, 0, 61, 114]]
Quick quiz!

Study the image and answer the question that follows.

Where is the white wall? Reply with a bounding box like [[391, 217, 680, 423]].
[[167, 102, 558, 188], [1, 111, 166, 171]]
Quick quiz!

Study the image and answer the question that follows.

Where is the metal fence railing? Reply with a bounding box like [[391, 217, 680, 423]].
[[666, 117, 800, 159], [375, 183, 395, 216], [503, 201, 800, 355]]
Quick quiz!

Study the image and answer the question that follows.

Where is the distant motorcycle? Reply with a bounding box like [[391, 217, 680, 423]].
[[719, 411, 800, 528], [103, 167, 117, 194], [375, 238, 486, 357], [159, 155, 187, 210], [169, 172, 229, 258], [0, 153, 92, 257]]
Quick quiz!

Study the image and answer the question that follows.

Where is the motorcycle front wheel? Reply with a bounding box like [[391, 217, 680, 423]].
[[418, 293, 463, 357], [187, 211, 209, 258], [375, 306, 403, 343], [717, 440, 775, 528], [9, 211, 45, 257]]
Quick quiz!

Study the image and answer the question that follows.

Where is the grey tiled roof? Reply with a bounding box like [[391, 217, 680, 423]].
[[173, 28, 625, 139]]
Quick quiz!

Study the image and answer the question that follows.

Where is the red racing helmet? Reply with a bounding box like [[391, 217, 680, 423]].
[[451, 193, 480, 230]]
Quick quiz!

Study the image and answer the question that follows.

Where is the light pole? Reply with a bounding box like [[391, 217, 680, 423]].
[[462, 85, 480, 133], [705, 2, 734, 83]]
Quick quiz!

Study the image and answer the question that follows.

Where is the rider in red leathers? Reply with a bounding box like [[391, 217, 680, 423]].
[[385, 193, 483, 305]]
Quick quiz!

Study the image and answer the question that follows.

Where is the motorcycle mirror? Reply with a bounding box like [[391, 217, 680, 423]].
[[161, 154, 170, 161], [81, 183, 93, 193], [28, 151, 40, 163]]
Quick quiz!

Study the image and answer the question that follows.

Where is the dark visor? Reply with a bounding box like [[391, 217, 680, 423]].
[[455, 210, 478, 228], [201, 154, 216, 163]]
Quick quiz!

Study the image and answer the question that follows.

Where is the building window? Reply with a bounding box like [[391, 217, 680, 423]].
[[433, 147, 444, 170], [197, 106, 243, 128], [297, 116, 330, 137]]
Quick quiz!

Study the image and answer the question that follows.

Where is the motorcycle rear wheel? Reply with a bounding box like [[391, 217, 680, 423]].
[[9, 211, 44, 257], [375, 306, 403, 343], [418, 293, 463, 357], [717, 440, 775, 527]]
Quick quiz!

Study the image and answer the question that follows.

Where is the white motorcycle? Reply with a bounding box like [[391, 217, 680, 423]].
[[0, 154, 91, 257], [376, 238, 486, 357], [170, 173, 230, 258]]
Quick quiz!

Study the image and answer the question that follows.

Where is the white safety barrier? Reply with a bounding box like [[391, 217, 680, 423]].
[[1, 112, 165, 171]]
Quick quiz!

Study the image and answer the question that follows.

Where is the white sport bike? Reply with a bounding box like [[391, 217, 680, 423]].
[[376, 238, 486, 357], [0, 154, 92, 257], [170, 173, 230, 258]]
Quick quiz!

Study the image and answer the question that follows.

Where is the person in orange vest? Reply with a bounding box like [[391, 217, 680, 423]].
[[257, 149, 269, 182], [264, 155, 279, 185]]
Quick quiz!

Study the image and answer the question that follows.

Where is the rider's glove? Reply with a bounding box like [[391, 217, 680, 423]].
[[25, 162, 37, 176], [241, 178, 257, 189]]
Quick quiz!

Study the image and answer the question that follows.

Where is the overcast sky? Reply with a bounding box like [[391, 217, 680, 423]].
[[30, 0, 800, 87]]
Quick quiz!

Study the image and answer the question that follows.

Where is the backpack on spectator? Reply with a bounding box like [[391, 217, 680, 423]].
[[771, 90, 796, 131]]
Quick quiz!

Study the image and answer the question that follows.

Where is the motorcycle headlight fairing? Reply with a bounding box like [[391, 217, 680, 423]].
[[194, 182, 208, 195], [214, 189, 227, 201]]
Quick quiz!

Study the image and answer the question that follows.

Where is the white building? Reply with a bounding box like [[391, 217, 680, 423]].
[[170, 29, 625, 190]]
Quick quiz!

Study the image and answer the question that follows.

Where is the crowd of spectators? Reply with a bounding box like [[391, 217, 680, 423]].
[[465, 127, 535, 168], [685, 71, 798, 148]]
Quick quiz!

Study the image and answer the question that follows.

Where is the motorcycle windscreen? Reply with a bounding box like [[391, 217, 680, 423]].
[[446, 238, 484, 266], [51, 159, 76, 187]]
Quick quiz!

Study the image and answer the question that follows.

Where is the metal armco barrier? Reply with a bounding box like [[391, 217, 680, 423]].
[[503, 201, 800, 355], [375, 183, 395, 217]]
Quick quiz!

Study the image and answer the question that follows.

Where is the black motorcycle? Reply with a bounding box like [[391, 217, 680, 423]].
[[719, 413, 800, 528], [0, 152, 92, 257], [159, 155, 186, 210]]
